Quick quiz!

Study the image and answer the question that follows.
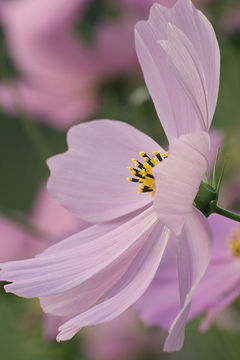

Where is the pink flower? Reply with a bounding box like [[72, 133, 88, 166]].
[[0, 0, 138, 128], [0, 184, 86, 338], [84, 309, 163, 360], [0, 0, 220, 352], [135, 215, 240, 333], [122, 0, 177, 10], [0, 185, 83, 262], [221, 7, 240, 36]]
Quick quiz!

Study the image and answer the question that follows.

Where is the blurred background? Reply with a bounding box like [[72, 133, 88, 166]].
[[0, 0, 240, 359]]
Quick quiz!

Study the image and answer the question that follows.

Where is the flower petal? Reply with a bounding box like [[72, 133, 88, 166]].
[[55, 222, 170, 341], [159, 23, 208, 130], [135, 0, 220, 141], [153, 131, 210, 235], [163, 208, 212, 352], [47, 120, 163, 222], [40, 223, 153, 317], [1, 207, 157, 297]]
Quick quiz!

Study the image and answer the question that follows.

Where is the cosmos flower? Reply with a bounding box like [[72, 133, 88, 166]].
[[221, 7, 240, 37], [0, 0, 138, 128], [84, 309, 163, 360], [0, 0, 220, 352], [135, 214, 240, 333], [0, 184, 86, 338], [0, 184, 84, 262]]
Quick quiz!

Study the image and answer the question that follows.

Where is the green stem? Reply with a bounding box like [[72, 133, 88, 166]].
[[212, 203, 240, 222]]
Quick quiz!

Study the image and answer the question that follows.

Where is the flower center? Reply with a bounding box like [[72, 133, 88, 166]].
[[127, 151, 168, 197], [228, 229, 240, 258]]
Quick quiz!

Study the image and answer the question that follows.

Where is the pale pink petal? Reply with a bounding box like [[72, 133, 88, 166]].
[[135, 215, 240, 333], [135, 0, 220, 141], [168, 0, 220, 126], [162, 0, 220, 126], [1, 207, 157, 297], [40, 244, 144, 316], [163, 209, 212, 352], [153, 131, 210, 235], [159, 23, 208, 129], [143, 259, 240, 332], [47, 120, 164, 222], [39, 217, 156, 316], [55, 223, 170, 341]]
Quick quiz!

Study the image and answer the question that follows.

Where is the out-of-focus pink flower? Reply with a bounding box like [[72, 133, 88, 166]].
[[0, 216, 44, 263], [221, 8, 240, 36], [84, 310, 163, 360], [31, 184, 87, 241], [192, 0, 213, 6], [0, 184, 86, 338], [0, 185, 83, 262], [136, 215, 240, 333], [122, 0, 177, 10], [0, 0, 138, 128], [221, 176, 240, 210], [0, 0, 220, 352]]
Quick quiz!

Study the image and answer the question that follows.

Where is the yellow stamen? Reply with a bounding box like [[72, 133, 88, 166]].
[[127, 150, 168, 197], [228, 230, 240, 258]]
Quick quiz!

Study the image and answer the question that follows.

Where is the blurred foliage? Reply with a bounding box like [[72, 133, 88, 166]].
[[75, 0, 122, 44], [0, 288, 83, 360]]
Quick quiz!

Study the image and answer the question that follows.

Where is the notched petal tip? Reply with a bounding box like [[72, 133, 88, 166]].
[[135, 0, 220, 141]]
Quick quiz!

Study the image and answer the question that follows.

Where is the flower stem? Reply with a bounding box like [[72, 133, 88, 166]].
[[212, 203, 240, 222]]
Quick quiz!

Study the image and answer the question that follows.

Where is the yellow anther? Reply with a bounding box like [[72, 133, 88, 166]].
[[228, 230, 240, 258], [132, 159, 139, 167], [128, 150, 168, 196], [151, 157, 159, 166]]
